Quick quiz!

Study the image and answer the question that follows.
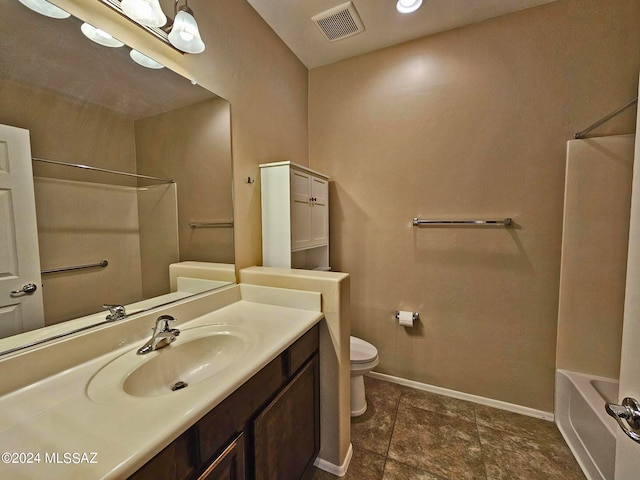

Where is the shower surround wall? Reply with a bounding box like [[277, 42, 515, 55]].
[[309, 0, 640, 412], [556, 135, 634, 378]]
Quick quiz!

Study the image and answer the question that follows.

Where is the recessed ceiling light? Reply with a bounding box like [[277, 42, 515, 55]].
[[396, 0, 422, 14]]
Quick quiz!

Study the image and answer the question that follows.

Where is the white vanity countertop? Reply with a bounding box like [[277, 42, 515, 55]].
[[0, 285, 323, 479]]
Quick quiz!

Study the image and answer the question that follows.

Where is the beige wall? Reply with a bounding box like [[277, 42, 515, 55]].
[[556, 135, 634, 378], [309, 0, 640, 411], [0, 79, 137, 177]]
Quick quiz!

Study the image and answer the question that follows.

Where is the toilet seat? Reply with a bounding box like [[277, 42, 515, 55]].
[[350, 336, 378, 364], [349, 336, 379, 416]]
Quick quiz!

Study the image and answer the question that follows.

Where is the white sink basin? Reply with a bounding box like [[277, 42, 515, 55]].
[[87, 324, 259, 404]]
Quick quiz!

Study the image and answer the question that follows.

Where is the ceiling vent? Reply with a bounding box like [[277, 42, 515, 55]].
[[311, 2, 365, 43]]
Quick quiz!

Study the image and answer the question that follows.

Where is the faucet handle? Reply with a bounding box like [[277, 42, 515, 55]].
[[103, 304, 126, 321], [156, 314, 176, 331]]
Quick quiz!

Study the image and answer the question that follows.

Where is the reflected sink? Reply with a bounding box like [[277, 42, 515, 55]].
[[87, 324, 259, 404]]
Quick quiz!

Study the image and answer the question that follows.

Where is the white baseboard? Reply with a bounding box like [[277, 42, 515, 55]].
[[313, 443, 353, 477], [367, 371, 554, 422]]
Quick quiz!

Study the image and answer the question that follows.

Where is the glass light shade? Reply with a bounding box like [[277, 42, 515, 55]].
[[396, 0, 423, 14], [18, 0, 70, 19], [80, 23, 124, 48], [120, 0, 167, 27], [130, 49, 164, 69], [168, 7, 205, 54]]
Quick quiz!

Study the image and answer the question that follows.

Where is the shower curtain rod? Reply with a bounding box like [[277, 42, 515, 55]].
[[32, 157, 175, 184], [574, 96, 638, 139]]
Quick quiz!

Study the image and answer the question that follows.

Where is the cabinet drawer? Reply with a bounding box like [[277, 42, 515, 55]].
[[285, 325, 319, 378], [198, 356, 284, 464]]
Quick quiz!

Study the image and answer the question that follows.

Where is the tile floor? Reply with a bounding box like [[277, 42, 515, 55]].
[[312, 376, 586, 480]]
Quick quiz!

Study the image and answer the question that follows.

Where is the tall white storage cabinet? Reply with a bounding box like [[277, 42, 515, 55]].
[[260, 161, 330, 270]]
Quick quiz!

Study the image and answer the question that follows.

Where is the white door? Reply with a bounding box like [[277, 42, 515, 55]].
[[310, 176, 328, 246], [291, 168, 312, 250], [0, 124, 44, 338]]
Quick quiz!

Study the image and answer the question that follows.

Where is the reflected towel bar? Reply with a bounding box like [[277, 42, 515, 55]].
[[413, 218, 513, 227], [189, 221, 234, 228], [41, 260, 108, 275]]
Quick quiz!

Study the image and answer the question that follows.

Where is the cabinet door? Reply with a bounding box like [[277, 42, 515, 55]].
[[291, 169, 312, 250], [128, 430, 196, 480], [198, 433, 246, 480], [254, 356, 319, 480], [310, 176, 328, 246]]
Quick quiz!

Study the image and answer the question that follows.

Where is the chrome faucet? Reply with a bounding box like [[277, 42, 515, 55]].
[[137, 315, 180, 355], [103, 304, 126, 321]]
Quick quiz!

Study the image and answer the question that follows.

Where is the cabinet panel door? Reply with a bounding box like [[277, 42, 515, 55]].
[[198, 433, 246, 480], [254, 356, 319, 480], [291, 169, 312, 250], [198, 357, 283, 463], [128, 430, 196, 480], [310, 177, 328, 246]]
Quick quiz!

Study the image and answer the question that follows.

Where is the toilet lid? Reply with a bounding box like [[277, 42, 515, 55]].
[[350, 336, 378, 364]]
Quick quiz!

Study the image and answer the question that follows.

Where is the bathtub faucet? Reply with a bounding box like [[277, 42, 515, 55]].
[[606, 397, 640, 443]]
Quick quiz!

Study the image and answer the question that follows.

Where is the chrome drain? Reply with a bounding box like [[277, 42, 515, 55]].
[[171, 381, 189, 391]]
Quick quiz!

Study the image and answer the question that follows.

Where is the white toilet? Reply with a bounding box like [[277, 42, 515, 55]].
[[350, 336, 379, 417]]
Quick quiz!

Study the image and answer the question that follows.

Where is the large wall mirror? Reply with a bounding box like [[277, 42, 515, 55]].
[[0, 0, 234, 352]]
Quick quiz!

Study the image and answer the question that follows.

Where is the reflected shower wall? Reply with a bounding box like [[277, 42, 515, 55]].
[[135, 97, 233, 264], [34, 174, 178, 325]]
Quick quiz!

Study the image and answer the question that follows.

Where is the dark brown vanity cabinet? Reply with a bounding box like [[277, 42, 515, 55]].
[[254, 357, 319, 480], [128, 325, 320, 480]]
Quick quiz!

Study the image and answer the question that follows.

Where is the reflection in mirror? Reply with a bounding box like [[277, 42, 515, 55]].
[[0, 0, 234, 350]]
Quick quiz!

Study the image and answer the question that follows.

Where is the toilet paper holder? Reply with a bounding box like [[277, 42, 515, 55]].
[[395, 311, 419, 322]]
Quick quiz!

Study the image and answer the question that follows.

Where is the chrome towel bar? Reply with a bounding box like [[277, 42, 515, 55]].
[[189, 221, 234, 228], [41, 260, 108, 275], [413, 218, 513, 227]]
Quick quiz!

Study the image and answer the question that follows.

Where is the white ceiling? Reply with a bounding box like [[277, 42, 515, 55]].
[[246, 0, 558, 68]]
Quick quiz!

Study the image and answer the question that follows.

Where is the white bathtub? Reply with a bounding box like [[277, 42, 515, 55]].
[[555, 369, 619, 480]]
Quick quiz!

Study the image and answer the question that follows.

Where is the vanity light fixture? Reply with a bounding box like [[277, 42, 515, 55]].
[[396, 0, 422, 14], [130, 49, 165, 69], [18, 0, 70, 19], [120, 0, 166, 27], [167, 1, 205, 54], [98, 0, 206, 55], [81, 22, 125, 47]]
